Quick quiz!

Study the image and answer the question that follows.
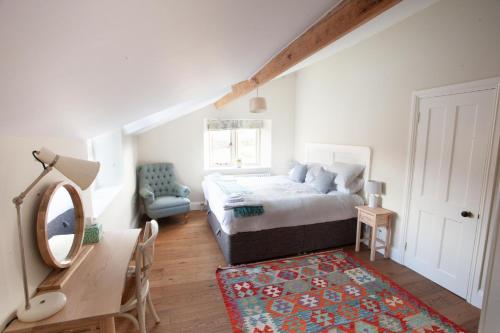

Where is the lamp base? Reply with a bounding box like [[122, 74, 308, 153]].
[[17, 292, 66, 322], [368, 195, 380, 208]]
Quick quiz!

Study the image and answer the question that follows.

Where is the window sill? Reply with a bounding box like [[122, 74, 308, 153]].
[[91, 185, 123, 219], [204, 166, 272, 175]]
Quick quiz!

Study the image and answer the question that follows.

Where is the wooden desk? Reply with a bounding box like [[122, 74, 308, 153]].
[[5, 229, 141, 333]]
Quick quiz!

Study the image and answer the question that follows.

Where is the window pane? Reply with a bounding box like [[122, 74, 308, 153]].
[[237, 129, 258, 164], [210, 130, 232, 166]]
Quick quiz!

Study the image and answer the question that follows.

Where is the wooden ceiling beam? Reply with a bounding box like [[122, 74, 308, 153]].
[[214, 0, 401, 109]]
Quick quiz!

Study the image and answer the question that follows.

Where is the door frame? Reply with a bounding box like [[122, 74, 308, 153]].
[[400, 77, 500, 307]]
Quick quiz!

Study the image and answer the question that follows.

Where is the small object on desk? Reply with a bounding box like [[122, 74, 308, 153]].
[[83, 223, 103, 244], [355, 206, 394, 261]]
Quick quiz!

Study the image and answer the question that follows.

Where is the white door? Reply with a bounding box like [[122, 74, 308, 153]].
[[405, 89, 496, 298]]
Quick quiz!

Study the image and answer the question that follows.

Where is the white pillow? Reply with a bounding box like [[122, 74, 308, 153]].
[[330, 162, 365, 187], [305, 164, 327, 184], [337, 177, 364, 194]]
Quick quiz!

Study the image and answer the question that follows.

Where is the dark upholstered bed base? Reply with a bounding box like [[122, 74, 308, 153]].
[[207, 204, 357, 265]]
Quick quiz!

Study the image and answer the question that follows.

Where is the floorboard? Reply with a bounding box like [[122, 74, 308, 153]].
[[116, 211, 480, 332]]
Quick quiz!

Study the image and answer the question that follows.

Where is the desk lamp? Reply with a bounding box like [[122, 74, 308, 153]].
[[12, 147, 99, 322]]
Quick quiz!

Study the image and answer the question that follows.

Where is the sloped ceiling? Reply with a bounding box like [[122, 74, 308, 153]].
[[0, 0, 340, 138]]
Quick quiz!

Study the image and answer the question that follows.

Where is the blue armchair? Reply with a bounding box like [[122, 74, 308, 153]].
[[138, 163, 191, 221]]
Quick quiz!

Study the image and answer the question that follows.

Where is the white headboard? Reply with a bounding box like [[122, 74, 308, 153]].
[[305, 143, 372, 182]]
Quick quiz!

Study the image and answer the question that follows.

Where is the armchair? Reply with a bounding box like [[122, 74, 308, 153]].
[[138, 163, 191, 221]]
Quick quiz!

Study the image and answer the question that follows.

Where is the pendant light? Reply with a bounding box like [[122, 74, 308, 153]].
[[249, 87, 267, 113]]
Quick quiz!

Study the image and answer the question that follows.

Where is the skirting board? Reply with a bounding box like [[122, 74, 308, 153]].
[[190, 201, 205, 211]]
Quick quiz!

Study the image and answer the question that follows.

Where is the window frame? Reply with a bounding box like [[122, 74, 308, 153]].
[[235, 128, 261, 167], [207, 129, 233, 168], [207, 128, 262, 169]]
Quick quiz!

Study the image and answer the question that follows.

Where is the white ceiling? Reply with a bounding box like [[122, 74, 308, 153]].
[[0, 0, 340, 138], [123, 0, 439, 135]]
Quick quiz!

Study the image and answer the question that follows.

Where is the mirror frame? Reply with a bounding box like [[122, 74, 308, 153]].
[[36, 182, 85, 269]]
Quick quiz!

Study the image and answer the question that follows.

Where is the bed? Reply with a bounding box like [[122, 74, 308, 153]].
[[202, 143, 371, 265]]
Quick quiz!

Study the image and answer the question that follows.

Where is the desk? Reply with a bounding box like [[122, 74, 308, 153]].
[[5, 229, 141, 333]]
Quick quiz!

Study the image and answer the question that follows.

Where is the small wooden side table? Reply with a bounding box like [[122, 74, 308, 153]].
[[355, 206, 394, 261]]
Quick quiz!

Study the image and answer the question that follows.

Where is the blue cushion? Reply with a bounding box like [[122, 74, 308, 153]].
[[146, 204, 190, 219], [148, 196, 190, 211], [311, 168, 335, 194], [289, 163, 307, 183]]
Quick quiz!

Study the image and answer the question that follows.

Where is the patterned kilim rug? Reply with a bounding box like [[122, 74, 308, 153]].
[[216, 250, 466, 333]]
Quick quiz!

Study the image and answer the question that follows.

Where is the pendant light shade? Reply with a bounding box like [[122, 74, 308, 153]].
[[249, 96, 267, 113], [250, 87, 267, 113], [36, 147, 100, 190]]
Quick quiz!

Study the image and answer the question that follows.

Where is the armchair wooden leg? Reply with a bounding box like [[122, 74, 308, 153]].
[[184, 213, 189, 224]]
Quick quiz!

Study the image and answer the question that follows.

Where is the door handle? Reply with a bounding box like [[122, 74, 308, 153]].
[[461, 211, 473, 218]]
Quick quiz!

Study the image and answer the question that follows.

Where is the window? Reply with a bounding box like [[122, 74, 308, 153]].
[[236, 128, 260, 165], [205, 119, 270, 169], [208, 129, 232, 167]]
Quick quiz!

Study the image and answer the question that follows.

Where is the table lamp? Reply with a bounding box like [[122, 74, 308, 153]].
[[12, 147, 100, 322], [366, 180, 382, 208]]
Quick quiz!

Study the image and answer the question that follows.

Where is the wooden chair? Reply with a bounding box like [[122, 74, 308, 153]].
[[116, 220, 160, 333]]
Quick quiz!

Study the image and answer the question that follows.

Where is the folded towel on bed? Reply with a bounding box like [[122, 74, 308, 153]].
[[214, 179, 264, 217], [226, 193, 245, 203], [223, 197, 263, 209]]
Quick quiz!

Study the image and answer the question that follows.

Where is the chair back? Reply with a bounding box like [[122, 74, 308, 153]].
[[135, 220, 159, 298], [138, 163, 179, 197]]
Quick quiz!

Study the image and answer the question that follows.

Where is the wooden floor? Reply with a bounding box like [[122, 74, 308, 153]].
[[116, 211, 480, 332]]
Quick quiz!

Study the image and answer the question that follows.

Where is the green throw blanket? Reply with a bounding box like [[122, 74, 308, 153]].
[[233, 206, 264, 218], [214, 179, 264, 218]]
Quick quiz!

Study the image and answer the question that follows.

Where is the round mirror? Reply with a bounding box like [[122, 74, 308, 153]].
[[37, 182, 85, 269]]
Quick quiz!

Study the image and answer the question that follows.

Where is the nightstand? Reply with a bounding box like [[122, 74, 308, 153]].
[[355, 206, 394, 261]]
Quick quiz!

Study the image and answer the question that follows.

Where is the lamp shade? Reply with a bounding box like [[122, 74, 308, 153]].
[[249, 96, 267, 113], [36, 147, 100, 190], [365, 180, 382, 195]]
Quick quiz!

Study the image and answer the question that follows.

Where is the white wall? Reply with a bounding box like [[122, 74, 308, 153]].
[[91, 130, 123, 189], [293, 0, 500, 261], [137, 74, 296, 202]]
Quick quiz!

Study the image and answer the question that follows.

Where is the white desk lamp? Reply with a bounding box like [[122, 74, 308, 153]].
[[366, 180, 382, 208], [12, 147, 100, 322]]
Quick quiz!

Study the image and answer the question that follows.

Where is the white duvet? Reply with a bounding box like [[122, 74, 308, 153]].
[[202, 175, 364, 235]]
